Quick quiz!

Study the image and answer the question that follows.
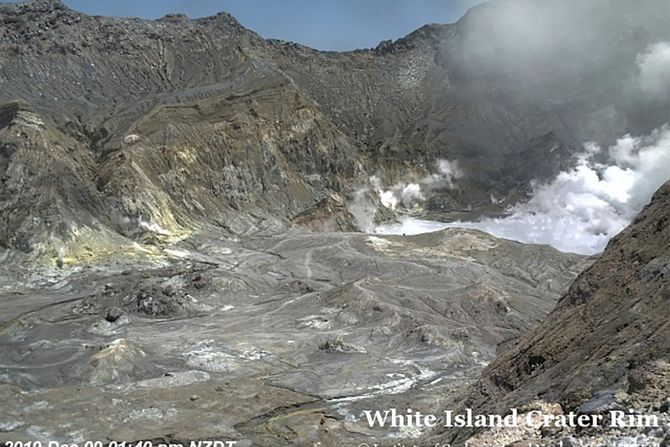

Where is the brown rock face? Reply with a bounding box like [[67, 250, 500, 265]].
[[461, 181, 670, 426], [1, 0, 669, 256]]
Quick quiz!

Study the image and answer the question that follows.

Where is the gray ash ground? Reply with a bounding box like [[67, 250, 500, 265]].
[[0, 228, 587, 446], [1, 1, 669, 446]]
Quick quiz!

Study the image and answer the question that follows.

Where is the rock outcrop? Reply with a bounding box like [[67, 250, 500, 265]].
[[453, 181, 670, 445], [1, 0, 669, 257]]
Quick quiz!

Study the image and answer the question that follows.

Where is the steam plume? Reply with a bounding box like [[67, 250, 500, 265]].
[[378, 125, 670, 255], [637, 42, 670, 100], [372, 159, 462, 211]]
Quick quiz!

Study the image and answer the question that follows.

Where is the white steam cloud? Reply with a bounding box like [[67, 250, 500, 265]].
[[347, 186, 377, 233], [347, 159, 462, 232], [373, 159, 462, 211], [378, 125, 670, 255], [637, 42, 670, 99], [424, 159, 463, 190], [120, 215, 171, 236]]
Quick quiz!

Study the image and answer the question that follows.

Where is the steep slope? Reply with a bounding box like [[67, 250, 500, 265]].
[[0, 101, 112, 252], [275, 0, 670, 199], [1, 0, 669, 258], [0, 0, 367, 257], [455, 181, 670, 444]]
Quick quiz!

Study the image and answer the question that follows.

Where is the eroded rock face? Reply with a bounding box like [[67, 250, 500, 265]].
[[450, 181, 670, 445], [0, 1, 668, 445], [1, 0, 669, 256], [0, 3, 366, 257]]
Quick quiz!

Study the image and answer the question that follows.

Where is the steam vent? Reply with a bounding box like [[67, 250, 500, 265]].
[[0, 0, 669, 446]]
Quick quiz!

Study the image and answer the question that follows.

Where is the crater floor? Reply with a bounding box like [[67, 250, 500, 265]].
[[0, 228, 588, 446]]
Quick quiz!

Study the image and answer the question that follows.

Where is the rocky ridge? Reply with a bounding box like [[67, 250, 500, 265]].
[[446, 181, 670, 445], [1, 0, 669, 260]]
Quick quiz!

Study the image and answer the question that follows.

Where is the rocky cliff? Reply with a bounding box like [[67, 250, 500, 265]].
[[1, 1, 669, 445], [452, 181, 670, 445], [1, 0, 669, 259]]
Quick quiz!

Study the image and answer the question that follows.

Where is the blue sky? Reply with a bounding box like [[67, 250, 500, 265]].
[[50, 1, 485, 51]]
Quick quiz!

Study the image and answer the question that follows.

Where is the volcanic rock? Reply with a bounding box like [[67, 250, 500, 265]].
[[452, 181, 670, 445]]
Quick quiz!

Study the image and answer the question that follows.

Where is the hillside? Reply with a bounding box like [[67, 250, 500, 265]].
[[1, 0, 669, 259], [453, 181, 670, 445]]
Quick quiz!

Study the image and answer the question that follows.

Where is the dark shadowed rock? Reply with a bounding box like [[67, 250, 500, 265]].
[[104, 306, 124, 323], [451, 181, 670, 444]]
